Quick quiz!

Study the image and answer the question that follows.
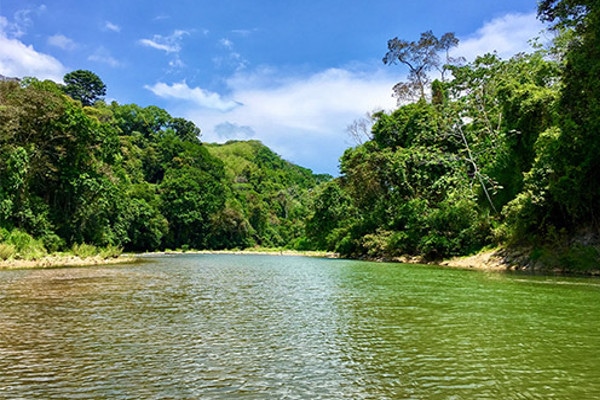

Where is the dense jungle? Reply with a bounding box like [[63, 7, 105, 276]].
[[1, 0, 599, 272]]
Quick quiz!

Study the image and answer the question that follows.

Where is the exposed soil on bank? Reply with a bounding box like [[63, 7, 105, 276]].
[[438, 249, 513, 271], [440, 247, 600, 275], [382, 247, 549, 273]]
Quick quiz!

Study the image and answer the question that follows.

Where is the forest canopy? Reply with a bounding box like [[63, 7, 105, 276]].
[[304, 0, 600, 271], [1, 0, 599, 272], [0, 74, 327, 257]]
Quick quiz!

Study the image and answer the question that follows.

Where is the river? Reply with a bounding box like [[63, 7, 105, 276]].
[[0, 254, 599, 399]]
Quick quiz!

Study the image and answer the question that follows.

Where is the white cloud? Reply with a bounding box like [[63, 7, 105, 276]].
[[148, 67, 397, 174], [219, 38, 233, 49], [47, 34, 77, 50], [88, 47, 121, 67], [145, 12, 547, 175], [7, 5, 46, 38], [0, 19, 66, 81], [214, 38, 248, 71], [138, 30, 189, 53], [214, 122, 256, 140], [225, 68, 396, 132], [455, 12, 546, 61], [104, 21, 121, 33], [144, 81, 241, 112], [139, 38, 174, 53], [231, 28, 257, 37]]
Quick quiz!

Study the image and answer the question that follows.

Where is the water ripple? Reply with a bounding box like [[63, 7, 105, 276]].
[[0, 255, 599, 398]]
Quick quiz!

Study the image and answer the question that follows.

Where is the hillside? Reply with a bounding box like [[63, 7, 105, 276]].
[[205, 140, 331, 249], [0, 78, 329, 257]]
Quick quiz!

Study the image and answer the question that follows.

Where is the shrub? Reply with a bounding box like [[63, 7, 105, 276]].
[[99, 245, 123, 259], [6, 230, 47, 260], [561, 244, 600, 272], [0, 228, 9, 242], [0, 243, 16, 260], [291, 237, 312, 251], [8, 230, 36, 252], [72, 243, 98, 258], [42, 233, 66, 253]]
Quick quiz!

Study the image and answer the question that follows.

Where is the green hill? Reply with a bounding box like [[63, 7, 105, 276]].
[[205, 140, 331, 249], [0, 77, 329, 256]]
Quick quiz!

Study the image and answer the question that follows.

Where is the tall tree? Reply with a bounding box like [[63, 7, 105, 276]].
[[63, 70, 107, 106], [529, 0, 600, 228], [538, 0, 592, 30], [383, 31, 460, 102]]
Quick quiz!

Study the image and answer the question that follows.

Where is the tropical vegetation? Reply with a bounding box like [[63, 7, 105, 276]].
[[0, 75, 327, 260], [0, 0, 598, 271], [304, 0, 600, 271]]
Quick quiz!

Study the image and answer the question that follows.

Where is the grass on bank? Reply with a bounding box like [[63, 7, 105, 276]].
[[162, 245, 338, 258], [0, 229, 123, 262]]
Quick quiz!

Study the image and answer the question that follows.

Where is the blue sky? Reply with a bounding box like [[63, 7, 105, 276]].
[[0, 1, 546, 175]]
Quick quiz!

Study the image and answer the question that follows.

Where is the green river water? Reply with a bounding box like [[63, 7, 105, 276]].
[[0, 254, 599, 399]]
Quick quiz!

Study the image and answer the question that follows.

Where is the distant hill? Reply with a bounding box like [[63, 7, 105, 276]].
[[206, 140, 331, 189], [205, 140, 331, 248]]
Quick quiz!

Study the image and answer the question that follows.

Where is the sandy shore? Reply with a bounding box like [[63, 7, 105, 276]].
[[438, 249, 512, 271], [0, 254, 137, 270], [139, 249, 340, 259]]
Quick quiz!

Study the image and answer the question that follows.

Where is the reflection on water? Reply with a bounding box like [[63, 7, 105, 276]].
[[0, 254, 599, 399]]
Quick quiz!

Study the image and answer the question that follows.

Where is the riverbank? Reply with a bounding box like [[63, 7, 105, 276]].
[[438, 248, 512, 272], [0, 247, 514, 272], [2, 246, 593, 275], [0, 248, 335, 270], [138, 249, 339, 259], [439, 247, 600, 275], [0, 254, 137, 270], [142, 248, 514, 273]]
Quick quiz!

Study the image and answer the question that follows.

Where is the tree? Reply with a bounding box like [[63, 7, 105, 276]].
[[538, 0, 592, 30], [160, 167, 225, 249], [446, 51, 560, 212], [63, 70, 107, 106], [535, 0, 600, 227], [383, 31, 460, 102], [346, 112, 375, 146], [305, 180, 355, 251], [169, 117, 201, 142]]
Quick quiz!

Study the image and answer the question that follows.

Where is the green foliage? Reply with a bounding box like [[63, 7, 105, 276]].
[[72, 243, 97, 258], [538, 0, 592, 31], [501, 1, 600, 252], [99, 244, 123, 259], [331, 88, 502, 260], [4, 230, 47, 260], [0, 243, 16, 260], [543, 3, 600, 228], [305, 180, 355, 251], [318, 12, 599, 270], [205, 140, 326, 249], [3, 12, 599, 273], [41, 233, 66, 253], [160, 166, 225, 249], [2, 76, 317, 253], [72, 242, 124, 259], [311, 31, 574, 263], [63, 70, 107, 106]]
